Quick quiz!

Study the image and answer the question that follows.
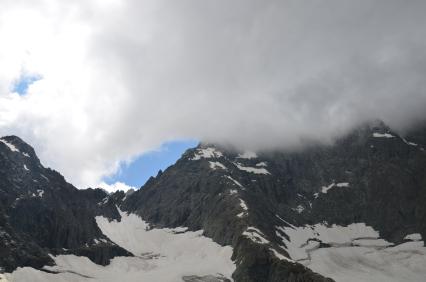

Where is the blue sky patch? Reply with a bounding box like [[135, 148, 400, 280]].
[[12, 74, 42, 95], [104, 139, 198, 188]]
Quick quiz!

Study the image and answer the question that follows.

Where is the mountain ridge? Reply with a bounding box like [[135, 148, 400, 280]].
[[1, 120, 426, 281]]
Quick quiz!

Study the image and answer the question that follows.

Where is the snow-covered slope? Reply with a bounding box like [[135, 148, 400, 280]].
[[4, 209, 235, 282], [276, 222, 426, 282]]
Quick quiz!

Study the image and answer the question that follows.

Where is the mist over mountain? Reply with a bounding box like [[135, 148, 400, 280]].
[[1, 0, 426, 187]]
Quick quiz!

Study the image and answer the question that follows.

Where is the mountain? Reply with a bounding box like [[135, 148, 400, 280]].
[[121, 121, 426, 281], [1, 120, 426, 281], [0, 136, 130, 273]]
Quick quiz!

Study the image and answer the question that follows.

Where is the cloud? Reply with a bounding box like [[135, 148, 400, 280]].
[[0, 0, 426, 187], [97, 181, 135, 193]]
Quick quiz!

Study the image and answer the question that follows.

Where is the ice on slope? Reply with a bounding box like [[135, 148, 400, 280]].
[[277, 222, 426, 282], [5, 209, 235, 282]]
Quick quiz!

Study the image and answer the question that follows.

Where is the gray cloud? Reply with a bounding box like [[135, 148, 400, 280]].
[[0, 0, 426, 186]]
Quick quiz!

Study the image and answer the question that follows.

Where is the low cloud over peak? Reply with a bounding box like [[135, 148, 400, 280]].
[[0, 0, 425, 187]]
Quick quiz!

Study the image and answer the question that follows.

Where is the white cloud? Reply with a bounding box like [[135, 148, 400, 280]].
[[97, 181, 135, 193], [0, 0, 426, 187]]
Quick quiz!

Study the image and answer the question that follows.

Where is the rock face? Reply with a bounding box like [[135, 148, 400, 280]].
[[122, 121, 426, 282], [0, 136, 131, 273]]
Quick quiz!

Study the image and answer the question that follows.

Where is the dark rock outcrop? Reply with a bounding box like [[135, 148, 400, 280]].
[[0, 136, 131, 273]]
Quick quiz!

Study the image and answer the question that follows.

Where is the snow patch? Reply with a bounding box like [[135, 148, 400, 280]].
[[402, 138, 418, 146], [255, 162, 267, 167], [229, 189, 238, 195], [404, 233, 422, 241], [234, 162, 270, 175], [0, 139, 19, 152], [243, 227, 269, 244], [373, 132, 395, 138], [270, 248, 293, 262], [3, 209, 236, 281], [239, 199, 248, 211], [237, 199, 248, 218], [306, 241, 426, 282], [23, 164, 29, 171], [209, 161, 227, 170], [292, 205, 305, 214], [37, 189, 44, 197], [224, 175, 244, 188], [321, 182, 350, 194], [40, 174, 49, 181], [190, 147, 223, 160]]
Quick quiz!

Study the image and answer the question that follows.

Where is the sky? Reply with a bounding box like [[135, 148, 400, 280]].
[[0, 0, 426, 190], [99, 139, 198, 192]]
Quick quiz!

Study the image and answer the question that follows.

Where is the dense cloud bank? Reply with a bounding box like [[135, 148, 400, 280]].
[[0, 0, 425, 187]]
